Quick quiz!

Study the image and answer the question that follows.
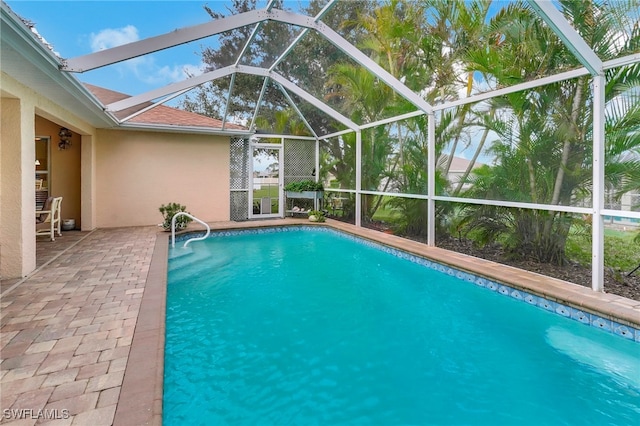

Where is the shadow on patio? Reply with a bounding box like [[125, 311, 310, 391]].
[[0, 231, 92, 295]]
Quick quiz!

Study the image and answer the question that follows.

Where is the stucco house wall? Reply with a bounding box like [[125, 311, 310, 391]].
[[1, 71, 234, 279], [95, 129, 230, 228], [1, 5, 244, 279], [35, 115, 82, 229], [1, 72, 93, 278]]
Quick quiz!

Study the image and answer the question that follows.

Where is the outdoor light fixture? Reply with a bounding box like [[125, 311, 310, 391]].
[[58, 127, 72, 150]]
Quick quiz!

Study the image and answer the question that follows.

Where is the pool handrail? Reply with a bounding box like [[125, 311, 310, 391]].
[[171, 212, 210, 248]]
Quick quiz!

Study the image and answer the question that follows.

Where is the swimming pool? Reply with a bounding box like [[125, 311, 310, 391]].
[[164, 227, 640, 425]]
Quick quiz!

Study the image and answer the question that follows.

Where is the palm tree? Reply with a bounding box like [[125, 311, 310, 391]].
[[322, 0, 429, 221], [458, 0, 640, 264]]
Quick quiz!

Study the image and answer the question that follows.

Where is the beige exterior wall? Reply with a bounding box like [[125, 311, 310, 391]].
[[1, 72, 233, 279], [1, 72, 95, 278], [95, 129, 230, 228], [0, 95, 37, 278], [35, 116, 82, 229]]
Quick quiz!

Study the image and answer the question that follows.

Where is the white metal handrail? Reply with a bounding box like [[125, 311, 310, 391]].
[[171, 212, 211, 248]]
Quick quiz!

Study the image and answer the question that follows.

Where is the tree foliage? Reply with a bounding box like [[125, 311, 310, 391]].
[[181, 0, 640, 265]]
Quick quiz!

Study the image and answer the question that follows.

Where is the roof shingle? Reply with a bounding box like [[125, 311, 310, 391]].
[[85, 83, 246, 131]]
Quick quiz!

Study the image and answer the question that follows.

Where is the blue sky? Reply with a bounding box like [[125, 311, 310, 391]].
[[6, 1, 244, 95]]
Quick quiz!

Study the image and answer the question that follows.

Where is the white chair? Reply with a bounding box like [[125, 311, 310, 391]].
[[36, 196, 63, 241]]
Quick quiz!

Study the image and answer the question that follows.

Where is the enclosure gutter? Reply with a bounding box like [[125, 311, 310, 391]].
[[116, 122, 253, 137], [254, 134, 316, 141]]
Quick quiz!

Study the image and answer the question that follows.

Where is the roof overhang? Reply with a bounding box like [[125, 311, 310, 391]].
[[1, 2, 250, 136], [0, 2, 117, 128]]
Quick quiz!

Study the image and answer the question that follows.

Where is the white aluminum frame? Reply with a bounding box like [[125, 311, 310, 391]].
[[527, 0, 603, 76], [67, 8, 432, 125], [592, 75, 606, 291], [276, 83, 319, 138], [248, 141, 284, 220], [56, 2, 640, 293]]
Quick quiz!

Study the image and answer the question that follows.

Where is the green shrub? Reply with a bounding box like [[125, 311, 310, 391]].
[[159, 202, 193, 230], [284, 180, 324, 192], [308, 210, 326, 222]]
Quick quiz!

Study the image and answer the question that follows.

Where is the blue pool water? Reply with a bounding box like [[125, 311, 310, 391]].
[[164, 228, 640, 425]]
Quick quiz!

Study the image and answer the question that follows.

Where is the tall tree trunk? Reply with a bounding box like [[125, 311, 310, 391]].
[[543, 81, 585, 242], [527, 157, 538, 204], [444, 74, 473, 175], [550, 81, 584, 206], [453, 125, 489, 195], [372, 154, 400, 215]]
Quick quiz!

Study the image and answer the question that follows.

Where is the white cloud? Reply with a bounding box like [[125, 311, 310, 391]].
[[134, 60, 204, 85], [89, 25, 203, 88], [90, 25, 139, 51]]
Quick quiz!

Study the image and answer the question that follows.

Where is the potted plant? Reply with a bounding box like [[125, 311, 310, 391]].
[[308, 210, 326, 222], [284, 180, 324, 199], [159, 202, 193, 231]]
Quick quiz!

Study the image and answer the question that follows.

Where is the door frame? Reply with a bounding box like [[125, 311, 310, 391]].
[[248, 142, 283, 219], [35, 136, 50, 210]]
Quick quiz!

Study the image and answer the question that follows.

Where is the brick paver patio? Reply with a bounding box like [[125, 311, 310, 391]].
[[1, 227, 156, 425], [2, 220, 639, 425]]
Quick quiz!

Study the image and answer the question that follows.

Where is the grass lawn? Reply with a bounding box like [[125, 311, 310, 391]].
[[564, 227, 639, 272], [373, 201, 639, 273], [370, 196, 404, 222], [252, 186, 280, 212]]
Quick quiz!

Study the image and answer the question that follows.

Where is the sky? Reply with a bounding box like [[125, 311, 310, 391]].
[[5, 0, 499, 165], [5, 1, 248, 96]]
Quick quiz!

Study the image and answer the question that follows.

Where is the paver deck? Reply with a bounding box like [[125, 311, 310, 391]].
[[2, 220, 639, 425], [1, 226, 155, 425]]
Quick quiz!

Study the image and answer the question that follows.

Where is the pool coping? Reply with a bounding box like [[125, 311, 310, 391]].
[[113, 231, 167, 425], [115, 219, 640, 425]]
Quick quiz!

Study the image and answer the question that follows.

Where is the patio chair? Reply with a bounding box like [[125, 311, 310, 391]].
[[36, 196, 63, 241]]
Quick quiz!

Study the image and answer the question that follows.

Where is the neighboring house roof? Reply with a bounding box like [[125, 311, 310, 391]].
[[85, 83, 246, 131], [443, 155, 485, 172]]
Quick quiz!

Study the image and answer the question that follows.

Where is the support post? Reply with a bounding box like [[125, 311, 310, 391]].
[[427, 113, 436, 246], [80, 134, 96, 230], [315, 137, 320, 184], [592, 75, 605, 292], [355, 130, 362, 227]]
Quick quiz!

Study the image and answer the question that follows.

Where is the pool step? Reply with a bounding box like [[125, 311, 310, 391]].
[[168, 246, 194, 261], [167, 247, 223, 281]]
